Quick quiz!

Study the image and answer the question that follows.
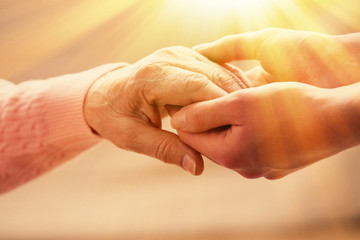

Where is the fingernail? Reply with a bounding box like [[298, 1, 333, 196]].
[[171, 112, 186, 130], [182, 155, 196, 175]]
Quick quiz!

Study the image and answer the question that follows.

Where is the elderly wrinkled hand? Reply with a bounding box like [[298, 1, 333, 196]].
[[84, 46, 246, 175]]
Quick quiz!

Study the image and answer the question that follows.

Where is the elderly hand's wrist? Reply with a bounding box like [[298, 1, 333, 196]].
[[84, 76, 106, 135], [84, 66, 132, 136]]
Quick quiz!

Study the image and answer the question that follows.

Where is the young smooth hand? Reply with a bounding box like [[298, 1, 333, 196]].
[[195, 28, 360, 88], [171, 82, 360, 179], [84, 46, 246, 175]]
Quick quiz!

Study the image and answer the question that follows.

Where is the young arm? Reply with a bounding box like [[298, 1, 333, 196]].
[[195, 28, 360, 88], [171, 82, 360, 179]]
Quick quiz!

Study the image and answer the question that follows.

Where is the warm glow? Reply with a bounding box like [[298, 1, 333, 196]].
[[1, 1, 360, 239], [182, 0, 277, 10], [162, 0, 360, 35], [165, 0, 280, 29]]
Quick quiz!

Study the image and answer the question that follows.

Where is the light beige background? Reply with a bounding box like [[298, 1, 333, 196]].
[[0, 0, 360, 239]]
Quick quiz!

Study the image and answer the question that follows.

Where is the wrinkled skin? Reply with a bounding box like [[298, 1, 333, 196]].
[[84, 46, 245, 175]]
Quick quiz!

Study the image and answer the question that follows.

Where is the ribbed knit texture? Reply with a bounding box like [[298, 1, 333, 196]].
[[0, 63, 127, 193]]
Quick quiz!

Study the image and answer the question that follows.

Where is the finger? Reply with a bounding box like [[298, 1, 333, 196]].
[[172, 58, 246, 93], [165, 47, 248, 92], [191, 52, 250, 91], [137, 124, 204, 175], [151, 66, 227, 106], [196, 29, 277, 63], [110, 119, 204, 175], [221, 63, 251, 88], [151, 46, 246, 93], [171, 94, 235, 132], [192, 61, 246, 93], [245, 65, 275, 86], [177, 129, 228, 166]]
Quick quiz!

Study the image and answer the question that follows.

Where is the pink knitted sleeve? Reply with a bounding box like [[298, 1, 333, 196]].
[[0, 63, 128, 193]]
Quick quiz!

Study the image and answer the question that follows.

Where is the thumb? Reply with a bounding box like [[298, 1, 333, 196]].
[[245, 65, 275, 86], [171, 94, 235, 133], [112, 119, 204, 175], [195, 29, 277, 63]]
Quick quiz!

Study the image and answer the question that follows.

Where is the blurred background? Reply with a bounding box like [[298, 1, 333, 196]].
[[0, 0, 360, 239]]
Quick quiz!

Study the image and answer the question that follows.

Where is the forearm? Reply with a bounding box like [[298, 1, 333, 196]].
[[0, 63, 127, 194]]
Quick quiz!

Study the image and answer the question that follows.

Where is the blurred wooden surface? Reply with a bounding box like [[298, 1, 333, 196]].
[[0, 0, 360, 239]]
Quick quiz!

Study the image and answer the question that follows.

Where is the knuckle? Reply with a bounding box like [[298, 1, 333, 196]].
[[153, 136, 173, 163], [133, 62, 162, 82], [132, 63, 164, 102], [211, 69, 223, 81], [212, 70, 241, 92], [184, 73, 209, 92], [136, 62, 162, 76]]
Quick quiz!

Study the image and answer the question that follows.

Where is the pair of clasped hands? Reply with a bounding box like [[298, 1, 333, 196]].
[[85, 28, 360, 179]]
